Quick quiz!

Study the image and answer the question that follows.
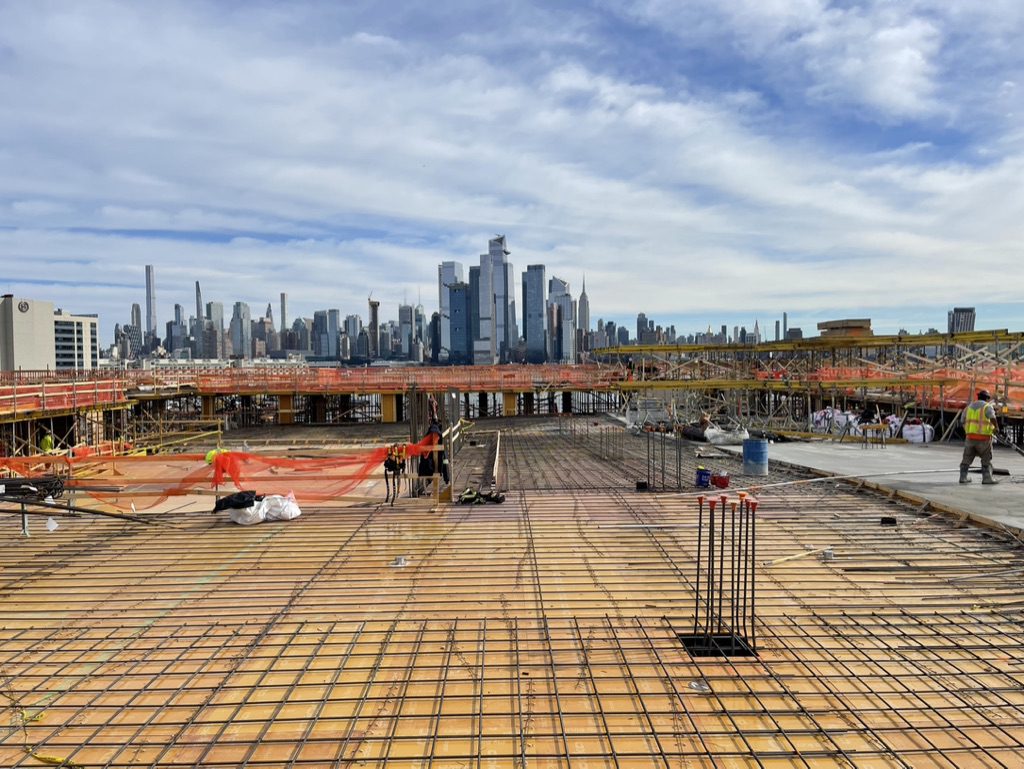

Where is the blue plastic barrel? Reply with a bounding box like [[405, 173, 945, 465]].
[[695, 468, 711, 488], [742, 438, 769, 476]]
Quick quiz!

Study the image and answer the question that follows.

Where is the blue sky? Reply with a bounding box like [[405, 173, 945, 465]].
[[1, 0, 1022, 343]]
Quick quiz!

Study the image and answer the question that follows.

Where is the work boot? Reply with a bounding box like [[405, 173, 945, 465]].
[[982, 466, 1000, 485], [959, 466, 972, 484]]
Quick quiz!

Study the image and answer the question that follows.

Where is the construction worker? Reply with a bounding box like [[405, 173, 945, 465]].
[[205, 447, 227, 465], [960, 390, 1000, 485], [39, 430, 55, 454], [383, 444, 404, 505]]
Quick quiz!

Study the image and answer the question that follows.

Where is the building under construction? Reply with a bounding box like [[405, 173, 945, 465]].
[[2, 332, 1024, 767]]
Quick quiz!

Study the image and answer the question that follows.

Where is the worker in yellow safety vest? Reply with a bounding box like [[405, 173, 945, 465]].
[[960, 390, 1000, 485]]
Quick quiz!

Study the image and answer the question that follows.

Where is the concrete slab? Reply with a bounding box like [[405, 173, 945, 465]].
[[729, 439, 1024, 534]]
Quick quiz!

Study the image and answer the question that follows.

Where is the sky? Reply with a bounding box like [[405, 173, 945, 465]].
[[1, 0, 1023, 343]]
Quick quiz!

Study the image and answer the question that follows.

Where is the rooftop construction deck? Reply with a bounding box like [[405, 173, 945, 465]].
[[3, 419, 1024, 767]]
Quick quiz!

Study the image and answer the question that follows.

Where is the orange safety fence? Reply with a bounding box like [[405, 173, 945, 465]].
[[0, 379, 128, 417], [0, 433, 442, 511]]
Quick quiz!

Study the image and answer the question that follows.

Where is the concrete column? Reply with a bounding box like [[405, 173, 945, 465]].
[[382, 393, 398, 423], [503, 392, 517, 417], [278, 393, 294, 425], [201, 395, 216, 420]]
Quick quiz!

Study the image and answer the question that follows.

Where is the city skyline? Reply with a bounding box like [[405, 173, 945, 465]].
[[2, 2, 1022, 338]]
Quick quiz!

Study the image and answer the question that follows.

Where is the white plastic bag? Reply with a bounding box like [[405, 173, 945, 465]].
[[260, 493, 302, 521], [229, 505, 266, 526]]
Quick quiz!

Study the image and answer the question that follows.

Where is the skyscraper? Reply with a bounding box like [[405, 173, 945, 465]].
[[368, 299, 380, 359], [194, 282, 203, 326], [145, 265, 157, 338], [344, 314, 362, 342], [448, 282, 472, 364], [280, 293, 288, 335], [577, 276, 590, 334], [130, 303, 142, 330], [548, 277, 575, 363], [312, 311, 329, 357], [474, 253, 496, 365], [399, 304, 414, 357], [522, 265, 547, 363], [438, 261, 464, 363], [490, 236, 518, 362], [948, 307, 976, 334], [229, 302, 251, 360]]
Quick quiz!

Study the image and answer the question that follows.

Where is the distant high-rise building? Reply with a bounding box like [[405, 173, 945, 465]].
[[328, 310, 340, 357], [429, 312, 441, 363], [174, 303, 184, 326], [783, 312, 788, 339], [165, 319, 187, 354], [344, 314, 362, 342], [438, 261, 464, 363], [775, 320, 780, 342], [206, 301, 225, 358], [576, 276, 590, 356], [280, 293, 288, 335], [577, 276, 590, 334], [522, 265, 547, 363], [448, 282, 473, 365], [636, 313, 647, 343], [53, 310, 98, 370], [229, 302, 252, 359], [616, 326, 629, 346], [472, 235, 518, 364], [1, 296, 56, 371], [265, 303, 275, 332], [130, 303, 142, 331], [490, 236, 517, 362], [194, 282, 203, 326], [368, 299, 380, 359], [548, 277, 575, 363], [145, 265, 157, 338], [414, 304, 426, 345], [474, 249, 496, 365], [291, 318, 311, 352], [355, 328, 370, 359], [948, 307, 976, 334], [312, 311, 330, 357], [468, 266, 480, 348], [399, 304, 414, 357]]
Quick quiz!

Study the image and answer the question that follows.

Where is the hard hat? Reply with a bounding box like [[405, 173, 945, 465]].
[[977, 389, 991, 401]]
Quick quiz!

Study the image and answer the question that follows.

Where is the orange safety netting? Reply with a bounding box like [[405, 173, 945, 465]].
[[0, 433, 441, 511]]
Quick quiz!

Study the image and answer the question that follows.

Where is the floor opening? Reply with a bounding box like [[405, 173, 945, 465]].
[[677, 633, 757, 658]]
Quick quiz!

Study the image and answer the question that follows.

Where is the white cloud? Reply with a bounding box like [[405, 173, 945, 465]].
[[0, 0, 1022, 340]]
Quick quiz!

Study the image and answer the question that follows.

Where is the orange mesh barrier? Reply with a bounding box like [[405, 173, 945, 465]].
[[0, 434, 440, 511], [0, 379, 127, 417]]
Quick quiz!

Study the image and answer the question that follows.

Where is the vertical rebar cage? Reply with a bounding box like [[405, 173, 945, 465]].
[[681, 494, 757, 657]]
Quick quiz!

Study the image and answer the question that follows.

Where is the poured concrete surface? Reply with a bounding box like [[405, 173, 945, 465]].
[[738, 440, 1024, 534]]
